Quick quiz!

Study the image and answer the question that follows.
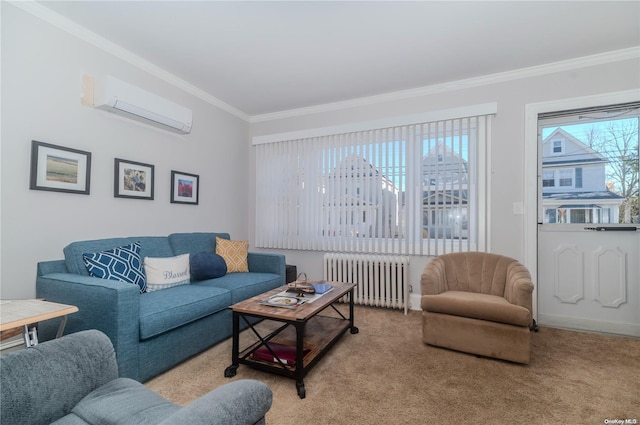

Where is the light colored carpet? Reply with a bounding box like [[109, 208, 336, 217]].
[[146, 305, 639, 425]]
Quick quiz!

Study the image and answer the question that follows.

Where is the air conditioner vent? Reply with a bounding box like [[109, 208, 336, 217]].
[[93, 75, 192, 134]]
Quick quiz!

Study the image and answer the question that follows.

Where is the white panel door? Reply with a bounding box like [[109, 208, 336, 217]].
[[537, 104, 640, 336], [538, 225, 639, 335]]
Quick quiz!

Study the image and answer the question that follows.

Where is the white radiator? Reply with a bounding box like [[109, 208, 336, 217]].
[[323, 253, 410, 314]]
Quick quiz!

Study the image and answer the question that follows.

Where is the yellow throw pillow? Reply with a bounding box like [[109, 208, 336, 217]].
[[215, 237, 249, 273]]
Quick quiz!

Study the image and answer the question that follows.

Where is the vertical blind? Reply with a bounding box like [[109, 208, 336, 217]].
[[255, 113, 492, 255]]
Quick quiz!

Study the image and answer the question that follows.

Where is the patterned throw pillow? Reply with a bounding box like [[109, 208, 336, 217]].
[[83, 242, 146, 293], [144, 254, 191, 292], [215, 237, 249, 273]]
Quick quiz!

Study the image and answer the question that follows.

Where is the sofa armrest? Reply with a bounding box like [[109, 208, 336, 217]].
[[158, 380, 272, 425], [247, 252, 285, 278], [36, 272, 141, 380], [504, 262, 534, 312], [37, 259, 68, 275]]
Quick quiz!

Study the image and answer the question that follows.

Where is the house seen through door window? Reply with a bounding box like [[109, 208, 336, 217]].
[[539, 102, 639, 225]]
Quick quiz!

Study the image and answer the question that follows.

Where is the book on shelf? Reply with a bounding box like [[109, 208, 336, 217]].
[[252, 342, 310, 366]]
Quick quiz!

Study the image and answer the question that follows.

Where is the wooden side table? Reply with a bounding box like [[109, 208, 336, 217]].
[[0, 299, 78, 347]]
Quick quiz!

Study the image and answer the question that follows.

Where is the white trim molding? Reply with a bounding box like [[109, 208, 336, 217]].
[[251, 47, 640, 123], [252, 103, 498, 145], [537, 314, 640, 337], [13, 0, 640, 123], [9, 0, 250, 122]]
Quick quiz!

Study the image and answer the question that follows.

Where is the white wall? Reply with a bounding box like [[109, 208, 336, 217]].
[[2, 2, 638, 309], [249, 56, 640, 310], [0, 4, 250, 299]]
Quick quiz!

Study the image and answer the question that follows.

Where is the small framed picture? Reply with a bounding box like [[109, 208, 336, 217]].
[[30, 140, 91, 195], [114, 158, 154, 200], [171, 170, 199, 205]]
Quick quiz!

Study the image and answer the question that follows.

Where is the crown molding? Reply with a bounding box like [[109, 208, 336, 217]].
[[250, 47, 640, 123], [10, 0, 251, 122], [252, 102, 497, 145], [12, 1, 638, 125]]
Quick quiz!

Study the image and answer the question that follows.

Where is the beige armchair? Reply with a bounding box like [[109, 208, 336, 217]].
[[421, 252, 534, 364]]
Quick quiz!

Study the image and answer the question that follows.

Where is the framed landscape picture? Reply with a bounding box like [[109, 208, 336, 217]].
[[170, 170, 199, 205], [29, 140, 91, 195], [114, 158, 154, 200]]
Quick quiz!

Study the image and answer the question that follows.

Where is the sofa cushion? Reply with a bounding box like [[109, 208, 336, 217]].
[[168, 232, 230, 257], [69, 378, 179, 425], [134, 237, 175, 259], [144, 254, 190, 292], [139, 285, 231, 340], [83, 242, 146, 293], [196, 272, 282, 304], [215, 237, 249, 273], [65, 238, 133, 276], [190, 251, 227, 281], [422, 290, 532, 327]]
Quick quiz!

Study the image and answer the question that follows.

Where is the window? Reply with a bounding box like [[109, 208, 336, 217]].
[[558, 169, 573, 187], [543, 169, 574, 188], [254, 109, 493, 255], [539, 101, 639, 225], [544, 208, 557, 223], [542, 171, 555, 187], [553, 140, 563, 153], [575, 167, 583, 188], [538, 101, 640, 229]]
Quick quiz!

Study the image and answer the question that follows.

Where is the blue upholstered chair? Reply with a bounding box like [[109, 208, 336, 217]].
[[0, 330, 272, 425]]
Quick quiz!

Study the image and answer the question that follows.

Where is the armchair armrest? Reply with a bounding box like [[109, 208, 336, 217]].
[[0, 330, 118, 425], [36, 272, 141, 380], [420, 257, 447, 296], [504, 262, 534, 312], [158, 380, 272, 425]]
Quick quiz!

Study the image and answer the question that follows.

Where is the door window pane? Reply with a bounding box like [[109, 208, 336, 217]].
[[540, 104, 639, 224]]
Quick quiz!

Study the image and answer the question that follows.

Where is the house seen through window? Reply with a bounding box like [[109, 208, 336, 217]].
[[255, 112, 492, 255]]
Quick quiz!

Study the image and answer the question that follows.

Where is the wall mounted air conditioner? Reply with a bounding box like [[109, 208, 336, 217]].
[[93, 75, 192, 134]]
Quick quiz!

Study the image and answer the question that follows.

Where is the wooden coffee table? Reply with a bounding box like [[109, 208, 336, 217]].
[[224, 281, 358, 399]]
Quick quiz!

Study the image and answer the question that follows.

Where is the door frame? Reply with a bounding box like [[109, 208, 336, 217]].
[[523, 89, 640, 322]]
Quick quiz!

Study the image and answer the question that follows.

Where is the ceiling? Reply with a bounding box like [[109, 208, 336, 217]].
[[34, 1, 640, 118]]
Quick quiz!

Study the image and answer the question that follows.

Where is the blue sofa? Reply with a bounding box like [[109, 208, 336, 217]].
[[36, 232, 285, 382], [1, 330, 272, 425]]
